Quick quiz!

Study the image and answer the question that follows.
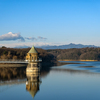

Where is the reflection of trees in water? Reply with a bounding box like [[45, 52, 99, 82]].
[[40, 68, 51, 78], [0, 67, 26, 81], [0, 66, 51, 81], [40, 62, 67, 78], [0, 62, 67, 81]]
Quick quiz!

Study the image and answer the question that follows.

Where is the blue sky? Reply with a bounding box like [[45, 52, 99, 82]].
[[0, 0, 100, 47]]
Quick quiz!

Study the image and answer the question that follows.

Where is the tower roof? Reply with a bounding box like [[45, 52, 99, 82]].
[[28, 46, 38, 53], [29, 91, 37, 99]]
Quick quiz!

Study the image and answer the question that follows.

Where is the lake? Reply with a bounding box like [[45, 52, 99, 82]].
[[0, 61, 100, 100]]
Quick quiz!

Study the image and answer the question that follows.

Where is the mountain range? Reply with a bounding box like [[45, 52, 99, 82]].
[[15, 43, 98, 50]]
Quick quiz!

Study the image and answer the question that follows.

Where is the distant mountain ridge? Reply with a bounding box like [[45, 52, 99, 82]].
[[37, 43, 98, 50], [15, 43, 98, 50]]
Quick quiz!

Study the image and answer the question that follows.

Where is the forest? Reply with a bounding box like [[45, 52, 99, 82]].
[[47, 47, 100, 61], [0, 47, 100, 61], [0, 46, 56, 63]]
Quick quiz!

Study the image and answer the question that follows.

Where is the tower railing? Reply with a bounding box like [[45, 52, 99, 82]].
[[25, 59, 42, 63], [0, 59, 28, 63]]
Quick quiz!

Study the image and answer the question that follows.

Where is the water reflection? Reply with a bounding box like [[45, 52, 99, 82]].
[[1, 62, 100, 100], [0, 67, 26, 81], [26, 62, 41, 99]]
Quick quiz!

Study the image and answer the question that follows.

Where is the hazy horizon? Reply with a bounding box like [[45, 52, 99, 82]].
[[0, 43, 98, 48]]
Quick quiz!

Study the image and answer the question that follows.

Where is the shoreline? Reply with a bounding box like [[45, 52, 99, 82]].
[[58, 59, 98, 62], [0, 61, 82, 68], [0, 61, 76, 67], [0, 63, 27, 67]]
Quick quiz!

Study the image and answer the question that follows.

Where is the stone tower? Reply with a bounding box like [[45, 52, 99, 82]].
[[26, 46, 42, 73], [26, 46, 39, 62]]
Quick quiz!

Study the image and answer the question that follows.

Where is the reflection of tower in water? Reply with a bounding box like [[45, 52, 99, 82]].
[[26, 46, 42, 99], [26, 63, 41, 99]]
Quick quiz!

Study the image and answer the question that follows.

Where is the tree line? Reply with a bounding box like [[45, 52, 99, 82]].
[[47, 47, 100, 61], [1, 47, 100, 61], [0, 47, 56, 63]]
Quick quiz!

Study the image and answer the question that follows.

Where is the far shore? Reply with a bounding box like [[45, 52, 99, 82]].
[[58, 59, 98, 61]]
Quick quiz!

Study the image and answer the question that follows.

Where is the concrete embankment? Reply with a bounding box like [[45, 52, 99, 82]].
[[0, 63, 28, 67], [0, 61, 81, 68]]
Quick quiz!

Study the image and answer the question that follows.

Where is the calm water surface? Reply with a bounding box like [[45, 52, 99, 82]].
[[0, 61, 100, 100]]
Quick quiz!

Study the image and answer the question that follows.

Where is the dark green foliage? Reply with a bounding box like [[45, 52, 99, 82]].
[[1, 47, 100, 61], [1, 46, 6, 48], [0, 47, 56, 63], [3, 51, 7, 54], [0, 67, 26, 81], [47, 47, 100, 60]]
